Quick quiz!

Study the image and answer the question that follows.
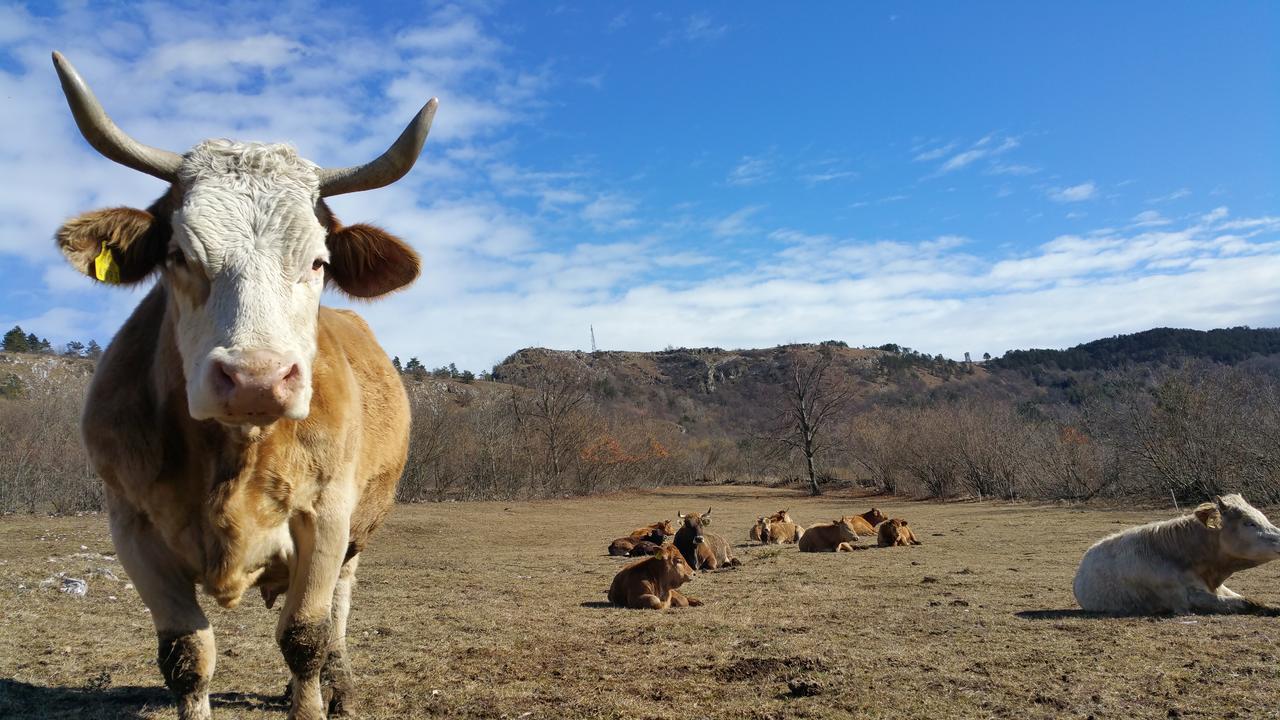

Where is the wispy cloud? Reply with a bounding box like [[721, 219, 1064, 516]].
[[801, 169, 858, 185], [921, 134, 1021, 176], [580, 193, 639, 231], [1146, 187, 1192, 204], [711, 205, 764, 238], [1048, 182, 1097, 203], [987, 161, 1038, 176], [727, 155, 771, 186], [1131, 210, 1170, 227], [850, 194, 909, 209], [659, 13, 728, 45]]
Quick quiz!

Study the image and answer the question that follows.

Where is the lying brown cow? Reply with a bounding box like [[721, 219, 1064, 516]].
[[762, 520, 804, 544], [749, 516, 767, 542], [608, 520, 674, 556], [798, 518, 859, 552], [674, 509, 740, 570], [628, 540, 664, 556], [629, 520, 676, 539], [843, 508, 889, 537], [608, 544, 703, 609], [877, 518, 922, 547]]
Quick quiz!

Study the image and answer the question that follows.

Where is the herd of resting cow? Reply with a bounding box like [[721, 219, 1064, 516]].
[[40, 51, 1280, 719], [606, 496, 1280, 615], [606, 507, 921, 609]]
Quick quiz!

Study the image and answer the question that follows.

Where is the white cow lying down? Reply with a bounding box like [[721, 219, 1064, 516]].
[[1074, 494, 1280, 615]]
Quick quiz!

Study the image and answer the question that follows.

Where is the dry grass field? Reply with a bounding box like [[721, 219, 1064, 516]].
[[3, 485, 1280, 719]]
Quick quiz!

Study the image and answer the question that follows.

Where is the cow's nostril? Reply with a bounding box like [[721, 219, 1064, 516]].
[[212, 360, 238, 394], [283, 363, 301, 383]]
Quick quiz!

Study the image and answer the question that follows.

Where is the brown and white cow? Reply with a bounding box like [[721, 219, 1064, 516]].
[[1073, 494, 1280, 615], [607, 544, 703, 609], [49, 53, 434, 719], [798, 518, 859, 552], [674, 509, 740, 570], [876, 518, 922, 547]]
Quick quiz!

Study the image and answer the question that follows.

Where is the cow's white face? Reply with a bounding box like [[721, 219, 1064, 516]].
[[1216, 494, 1280, 561], [170, 141, 327, 424]]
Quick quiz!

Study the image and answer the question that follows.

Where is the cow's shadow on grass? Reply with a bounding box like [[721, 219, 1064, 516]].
[[580, 600, 614, 609], [0, 679, 287, 719], [1016, 603, 1280, 620], [1014, 609, 1106, 620]]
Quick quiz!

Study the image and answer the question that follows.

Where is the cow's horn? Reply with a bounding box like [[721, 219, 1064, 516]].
[[318, 98, 438, 197], [52, 52, 182, 183]]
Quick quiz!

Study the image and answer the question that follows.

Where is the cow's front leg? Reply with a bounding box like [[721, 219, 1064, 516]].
[[320, 554, 359, 716], [278, 490, 353, 720], [110, 508, 215, 720]]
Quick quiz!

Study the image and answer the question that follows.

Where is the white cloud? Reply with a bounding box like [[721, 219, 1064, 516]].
[[1131, 210, 1170, 227], [712, 206, 764, 238], [727, 155, 771, 186], [1048, 182, 1097, 203], [1146, 187, 1192, 204], [581, 194, 639, 231], [925, 135, 1020, 175]]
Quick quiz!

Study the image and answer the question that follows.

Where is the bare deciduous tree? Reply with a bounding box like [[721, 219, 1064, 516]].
[[766, 350, 854, 495]]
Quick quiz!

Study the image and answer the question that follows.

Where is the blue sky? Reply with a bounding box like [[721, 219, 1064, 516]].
[[1, 1, 1277, 370]]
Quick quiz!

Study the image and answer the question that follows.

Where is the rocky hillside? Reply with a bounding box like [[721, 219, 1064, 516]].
[[492, 342, 988, 435]]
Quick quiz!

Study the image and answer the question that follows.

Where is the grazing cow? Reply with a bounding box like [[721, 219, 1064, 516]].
[[876, 518, 922, 547], [1073, 494, 1280, 615], [608, 544, 703, 610], [798, 518, 859, 552], [608, 520, 673, 556], [674, 509, 740, 570], [762, 520, 804, 544], [49, 53, 435, 719], [843, 508, 889, 537]]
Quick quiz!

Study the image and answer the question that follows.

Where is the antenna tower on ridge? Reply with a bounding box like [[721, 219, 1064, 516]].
[[590, 325, 597, 352]]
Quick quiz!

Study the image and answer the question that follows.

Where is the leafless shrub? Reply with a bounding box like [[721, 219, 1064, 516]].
[[0, 375, 98, 513]]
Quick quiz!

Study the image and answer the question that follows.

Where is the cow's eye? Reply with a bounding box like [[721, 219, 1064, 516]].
[[167, 248, 187, 267]]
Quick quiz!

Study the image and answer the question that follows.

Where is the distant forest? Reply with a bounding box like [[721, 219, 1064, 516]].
[[991, 327, 1280, 372]]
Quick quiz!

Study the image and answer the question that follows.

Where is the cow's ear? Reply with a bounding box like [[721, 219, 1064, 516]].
[[325, 219, 420, 298], [56, 206, 169, 285], [1194, 503, 1222, 529]]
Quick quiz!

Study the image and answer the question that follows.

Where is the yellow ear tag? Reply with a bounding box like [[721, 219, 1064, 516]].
[[94, 246, 121, 284]]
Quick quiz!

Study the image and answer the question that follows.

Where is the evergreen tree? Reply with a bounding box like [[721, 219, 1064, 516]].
[[85, 340, 103, 360], [64, 340, 86, 357], [403, 357, 425, 378], [2, 326, 29, 353], [391, 356, 402, 373]]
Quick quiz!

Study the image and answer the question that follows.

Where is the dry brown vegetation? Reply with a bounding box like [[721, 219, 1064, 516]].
[[3, 485, 1280, 719], [5, 345, 1280, 513]]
